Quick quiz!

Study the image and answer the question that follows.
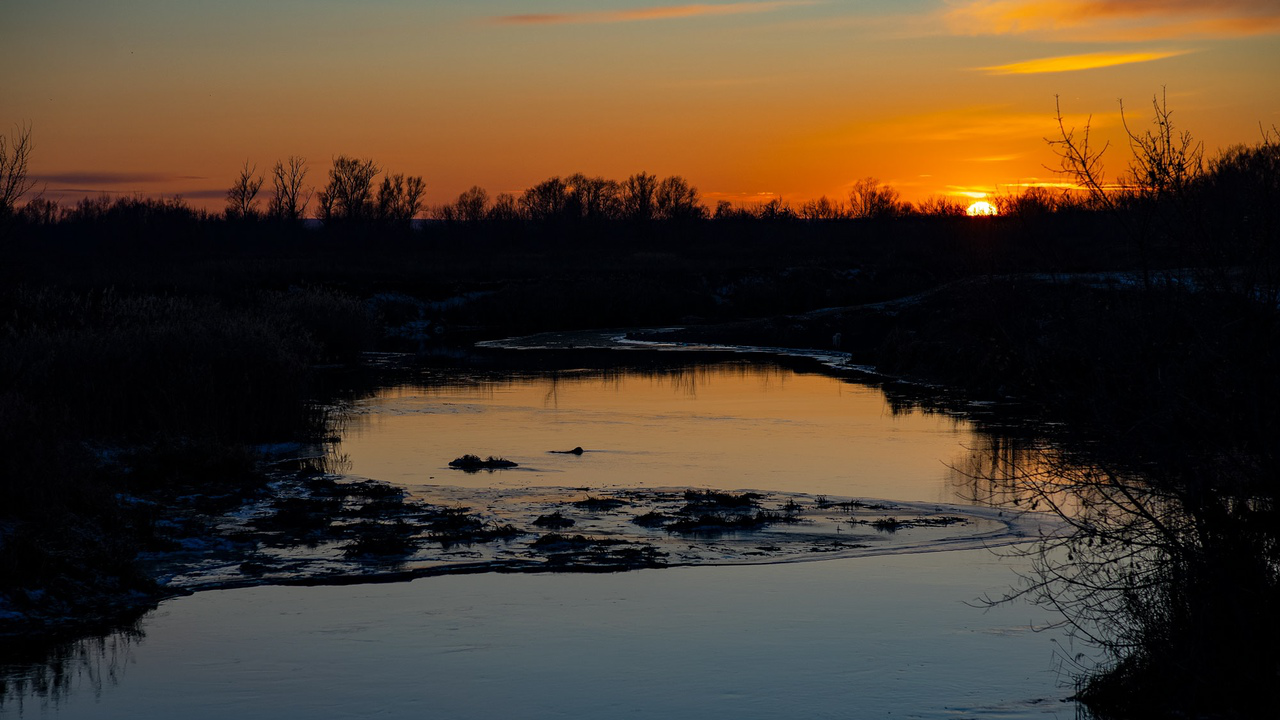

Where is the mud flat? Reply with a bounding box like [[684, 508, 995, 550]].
[[139, 466, 1060, 594]]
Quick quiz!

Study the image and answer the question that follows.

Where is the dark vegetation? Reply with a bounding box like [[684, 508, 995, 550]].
[[571, 496, 629, 511], [663, 510, 804, 534], [620, 489, 807, 535], [680, 489, 761, 510], [857, 515, 965, 533], [528, 533, 666, 570], [447, 454, 519, 471], [423, 507, 519, 545], [1, 95, 1278, 718], [531, 512, 575, 529]]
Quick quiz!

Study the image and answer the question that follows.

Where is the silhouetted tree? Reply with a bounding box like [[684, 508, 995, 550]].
[[438, 186, 488, 223], [0, 123, 35, 217], [566, 173, 621, 221], [655, 175, 705, 220], [225, 161, 264, 220], [993, 187, 1059, 217], [316, 156, 379, 223], [1051, 91, 1205, 290], [847, 177, 904, 219], [968, 418, 1279, 719], [268, 156, 310, 222], [1048, 95, 1123, 214], [57, 194, 207, 245], [913, 195, 967, 217], [519, 177, 569, 221], [621, 172, 659, 221], [755, 198, 796, 221], [374, 173, 426, 223], [487, 192, 522, 222], [798, 195, 845, 220], [1123, 88, 1203, 201], [456, 186, 488, 222], [18, 197, 60, 225]]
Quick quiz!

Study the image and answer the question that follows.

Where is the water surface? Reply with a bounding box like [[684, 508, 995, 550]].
[[3, 356, 1074, 718], [9, 552, 1069, 720], [342, 361, 973, 502]]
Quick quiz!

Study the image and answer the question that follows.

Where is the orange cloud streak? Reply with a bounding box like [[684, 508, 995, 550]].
[[493, 2, 814, 25], [982, 49, 1192, 74], [945, 0, 1280, 40]]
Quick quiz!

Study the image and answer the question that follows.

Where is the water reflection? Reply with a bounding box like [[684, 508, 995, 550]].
[[340, 358, 972, 501], [955, 431, 1278, 718], [0, 624, 142, 712]]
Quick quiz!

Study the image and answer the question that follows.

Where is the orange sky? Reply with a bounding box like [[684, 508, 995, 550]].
[[3, 1, 1278, 211]]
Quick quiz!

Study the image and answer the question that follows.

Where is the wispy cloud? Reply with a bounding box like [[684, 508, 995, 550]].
[[982, 49, 1192, 74], [944, 0, 1280, 41], [492, 2, 816, 26], [30, 171, 194, 185]]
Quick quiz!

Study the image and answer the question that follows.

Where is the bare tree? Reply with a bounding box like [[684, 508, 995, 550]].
[[847, 177, 903, 219], [0, 123, 35, 216], [1049, 91, 1205, 290], [519, 177, 568, 221], [755, 198, 796, 221], [316, 156, 380, 223], [486, 192, 522, 222], [962, 426, 1277, 718], [374, 173, 426, 224], [992, 186, 1060, 217], [913, 195, 967, 217], [655, 175, 704, 220], [1123, 88, 1203, 201], [621, 172, 658, 221], [798, 195, 845, 220], [454, 186, 489, 223], [225, 161, 264, 220], [268, 156, 310, 222], [1047, 96, 1114, 211], [19, 197, 61, 225], [566, 174, 621, 221]]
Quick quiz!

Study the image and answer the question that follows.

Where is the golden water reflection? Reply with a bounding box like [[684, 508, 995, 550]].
[[339, 362, 977, 504]]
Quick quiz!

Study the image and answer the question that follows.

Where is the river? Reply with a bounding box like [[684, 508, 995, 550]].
[[1, 353, 1076, 719]]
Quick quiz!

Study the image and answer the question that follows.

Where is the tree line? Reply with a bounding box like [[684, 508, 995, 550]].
[[224, 159, 952, 223], [3, 98, 1277, 235], [0, 126, 980, 227]]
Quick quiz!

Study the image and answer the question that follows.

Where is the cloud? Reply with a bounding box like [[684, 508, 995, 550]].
[[981, 49, 1192, 74], [492, 2, 815, 26], [944, 0, 1280, 41], [30, 171, 185, 185]]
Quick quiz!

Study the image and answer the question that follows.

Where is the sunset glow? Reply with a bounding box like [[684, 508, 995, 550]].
[[981, 50, 1193, 75], [966, 201, 998, 216], [3, 1, 1277, 211]]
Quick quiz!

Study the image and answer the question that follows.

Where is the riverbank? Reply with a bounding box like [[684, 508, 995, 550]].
[[634, 271, 1280, 718]]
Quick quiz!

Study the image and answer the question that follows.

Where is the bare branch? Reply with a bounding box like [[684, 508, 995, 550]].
[[0, 123, 36, 215], [225, 161, 264, 220]]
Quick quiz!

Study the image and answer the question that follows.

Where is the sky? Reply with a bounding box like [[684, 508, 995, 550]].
[[3, 0, 1278, 211]]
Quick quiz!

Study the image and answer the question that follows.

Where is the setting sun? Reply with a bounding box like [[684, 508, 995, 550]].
[[966, 201, 997, 216]]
